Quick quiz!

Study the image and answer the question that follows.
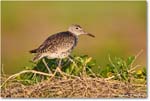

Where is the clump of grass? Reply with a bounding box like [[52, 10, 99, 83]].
[[1, 50, 146, 87], [98, 55, 146, 83], [14, 55, 97, 85]]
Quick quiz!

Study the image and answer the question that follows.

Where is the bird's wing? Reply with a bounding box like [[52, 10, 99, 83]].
[[37, 32, 77, 53]]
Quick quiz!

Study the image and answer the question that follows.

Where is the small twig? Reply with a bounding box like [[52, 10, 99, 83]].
[[62, 72, 81, 80], [108, 54, 116, 68], [105, 64, 142, 81], [49, 67, 59, 80], [104, 75, 115, 81], [49, 66, 81, 81], [104, 74, 121, 81], [106, 50, 144, 81], [0, 70, 53, 88], [68, 57, 78, 68], [131, 49, 143, 68], [128, 65, 141, 73], [1, 64, 5, 76], [86, 67, 96, 77], [82, 57, 93, 78]]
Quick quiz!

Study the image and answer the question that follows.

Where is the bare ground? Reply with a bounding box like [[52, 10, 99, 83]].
[[1, 77, 147, 98]]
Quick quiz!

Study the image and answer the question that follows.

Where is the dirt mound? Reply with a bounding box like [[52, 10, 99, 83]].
[[1, 77, 147, 98]]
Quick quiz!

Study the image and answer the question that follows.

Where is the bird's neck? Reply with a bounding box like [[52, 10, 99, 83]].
[[67, 31, 78, 38]]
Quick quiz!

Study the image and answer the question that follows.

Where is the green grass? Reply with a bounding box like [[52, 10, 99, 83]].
[[8, 53, 146, 85]]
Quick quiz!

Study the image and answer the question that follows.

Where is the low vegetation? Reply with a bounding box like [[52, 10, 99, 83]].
[[1, 50, 147, 98]]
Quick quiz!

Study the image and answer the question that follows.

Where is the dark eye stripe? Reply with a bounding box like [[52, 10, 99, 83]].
[[74, 24, 81, 28]]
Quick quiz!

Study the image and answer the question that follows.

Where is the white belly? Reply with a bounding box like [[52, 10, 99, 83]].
[[41, 51, 70, 59]]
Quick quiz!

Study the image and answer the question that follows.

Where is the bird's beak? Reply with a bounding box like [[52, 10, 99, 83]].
[[82, 30, 95, 38], [85, 32, 95, 38], [86, 33, 95, 38]]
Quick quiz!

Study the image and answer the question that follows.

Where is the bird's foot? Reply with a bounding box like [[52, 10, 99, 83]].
[[57, 67, 67, 79], [49, 67, 67, 80]]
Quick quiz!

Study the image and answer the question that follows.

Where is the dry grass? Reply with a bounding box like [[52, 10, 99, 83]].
[[1, 76, 147, 98]]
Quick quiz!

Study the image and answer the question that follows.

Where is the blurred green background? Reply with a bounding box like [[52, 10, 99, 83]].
[[1, 1, 147, 74]]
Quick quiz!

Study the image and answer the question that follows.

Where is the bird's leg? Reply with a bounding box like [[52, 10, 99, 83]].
[[50, 59, 66, 79], [42, 58, 52, 74], [57, 59, 66, 78], [58, 59, 62, 68], [50, 59, 61, 79], [55, 59, 62, 73]]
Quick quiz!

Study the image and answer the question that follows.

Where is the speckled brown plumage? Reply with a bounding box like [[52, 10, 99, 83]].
[[30, 24, 94, 62], [30, 31, 77, 61]]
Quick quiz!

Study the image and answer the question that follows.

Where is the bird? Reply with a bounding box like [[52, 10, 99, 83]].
[[29, 24, 95, 74]]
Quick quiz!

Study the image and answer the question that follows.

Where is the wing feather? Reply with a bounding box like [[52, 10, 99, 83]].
[[36, 31, 77, 53]]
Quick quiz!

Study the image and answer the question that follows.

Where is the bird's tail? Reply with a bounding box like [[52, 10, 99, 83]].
[[29, 49, 38, 53]]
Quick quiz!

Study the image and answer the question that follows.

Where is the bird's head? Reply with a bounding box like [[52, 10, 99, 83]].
[[68, 24, 95, 37]]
